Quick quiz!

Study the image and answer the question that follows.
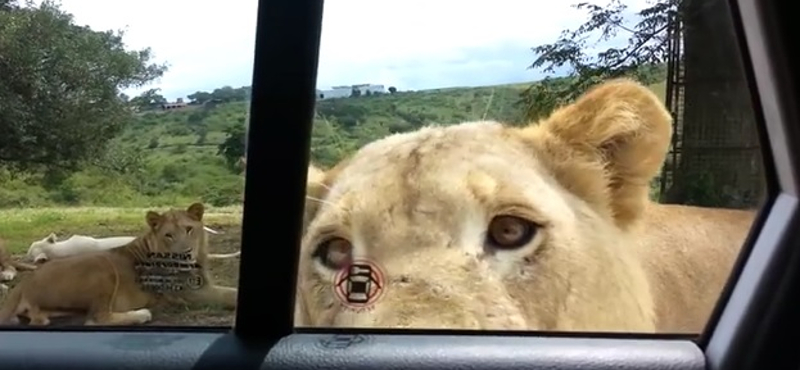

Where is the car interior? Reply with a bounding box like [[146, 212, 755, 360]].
[[0, 0, 798, 369]]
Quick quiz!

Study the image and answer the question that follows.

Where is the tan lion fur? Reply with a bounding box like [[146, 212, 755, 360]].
[[294, 78, 755, 333], [0, 203, 238, 326]]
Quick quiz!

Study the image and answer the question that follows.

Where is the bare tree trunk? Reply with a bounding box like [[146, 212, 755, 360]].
[[662, 0, 764, 209]]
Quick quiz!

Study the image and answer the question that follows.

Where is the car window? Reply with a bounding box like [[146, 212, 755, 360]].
[[0, 0, 253, 327], [295, 0, 767, 336], [0, 0, 767, 338]]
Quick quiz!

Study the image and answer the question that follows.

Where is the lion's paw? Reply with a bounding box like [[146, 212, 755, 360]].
[[131, 308, 153, 324], [0, 270, 15, 282]]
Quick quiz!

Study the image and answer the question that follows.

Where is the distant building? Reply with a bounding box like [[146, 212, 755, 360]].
[[160, 98, 189, 110], [316, 83, 386, 100], [352, 83, 386, 95], [316, 86, 353, 100]]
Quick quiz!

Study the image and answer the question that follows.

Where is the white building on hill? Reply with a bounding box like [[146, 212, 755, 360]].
[[316, 86, 352, 100], [351, 83, 386, 95], [316, 83, 386, 100]]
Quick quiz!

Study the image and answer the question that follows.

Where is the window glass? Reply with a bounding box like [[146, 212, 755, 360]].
[[296, 0, 766, 335], [0, 0, 766, 335], [0, 0, 252, 327]]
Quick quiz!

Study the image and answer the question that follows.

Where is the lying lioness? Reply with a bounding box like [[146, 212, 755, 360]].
[[27, 228, 240, 264], [0, 203, 238, 326], [26, 234, 139, 263], [295, 78, 756, 333]]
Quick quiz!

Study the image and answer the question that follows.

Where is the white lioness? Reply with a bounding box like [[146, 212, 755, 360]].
[[26, 234, 137, 263], [295, 78, 756, 334], [27, 227, 239, 264]]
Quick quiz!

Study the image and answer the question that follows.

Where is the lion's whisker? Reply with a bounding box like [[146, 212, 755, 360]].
[[308, 180, 331, 191], [305, 196, 339, 210]]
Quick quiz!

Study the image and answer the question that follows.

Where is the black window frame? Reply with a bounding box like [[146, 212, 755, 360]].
[[0, 0, 797, 369]]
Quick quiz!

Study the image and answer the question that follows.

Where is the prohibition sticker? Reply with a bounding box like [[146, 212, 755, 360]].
[[184, 273, 205, 290], [134, 252, 205, 293], [332, 259, 386, 311]]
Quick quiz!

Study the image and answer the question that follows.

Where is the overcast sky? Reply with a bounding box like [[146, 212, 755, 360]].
[[45, 0, 644, 101]]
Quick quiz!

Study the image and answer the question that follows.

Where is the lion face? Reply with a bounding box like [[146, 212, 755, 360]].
[[26, 233, 58, 263], [145, 203, 206, 257], [296, 79, 673, 332]]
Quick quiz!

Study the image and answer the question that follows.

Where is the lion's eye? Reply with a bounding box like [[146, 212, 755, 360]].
[[313, 237, 353, 270], [486, 215, 538, 250], [185, 226, 193, 234], [164, 233, 174, 240]]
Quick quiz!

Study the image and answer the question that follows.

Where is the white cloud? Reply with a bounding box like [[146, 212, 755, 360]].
[[316, 0, 586, 91], [40, 0, 648, 100]]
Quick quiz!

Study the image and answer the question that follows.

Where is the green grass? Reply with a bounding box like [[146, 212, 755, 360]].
[[0, 206, 243, 254]]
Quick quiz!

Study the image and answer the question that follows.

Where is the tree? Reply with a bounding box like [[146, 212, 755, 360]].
[[0, 0, 17, 12], [187, 86, 250, 105], [218, 123, 246, 171], [187, 91, 213, 105], [210, 85, 249, 102], [91, 142, 146, 176], [523, 0, 762, 208], [129, 88, 167, 110], [522, 0, 678, 120], [0, 1, 168, 171], [388, 86, 397, 94]]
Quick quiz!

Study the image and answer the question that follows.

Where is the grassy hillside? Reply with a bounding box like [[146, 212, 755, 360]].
[[310, 84, 532, 167], [0, 81, 668, 210]]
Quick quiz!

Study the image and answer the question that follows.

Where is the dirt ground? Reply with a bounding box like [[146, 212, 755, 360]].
[[3, 224, 242, 327]]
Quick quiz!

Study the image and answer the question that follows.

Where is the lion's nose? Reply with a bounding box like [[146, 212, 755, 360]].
[[366, 278, 483, 330]]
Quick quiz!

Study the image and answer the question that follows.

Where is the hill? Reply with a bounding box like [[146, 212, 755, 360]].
[[0, 80, 667, 210], [310, 83, 532, 167]]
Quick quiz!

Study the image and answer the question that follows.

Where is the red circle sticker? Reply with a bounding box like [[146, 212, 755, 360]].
[[332, 259, 386, 310]]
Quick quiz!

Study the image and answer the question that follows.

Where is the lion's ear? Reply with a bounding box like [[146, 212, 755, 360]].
[[520, 78, 672, 229], [186, 202, 205, 221], [46, 233, 57, 243], [146, 211, 162, 230]]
